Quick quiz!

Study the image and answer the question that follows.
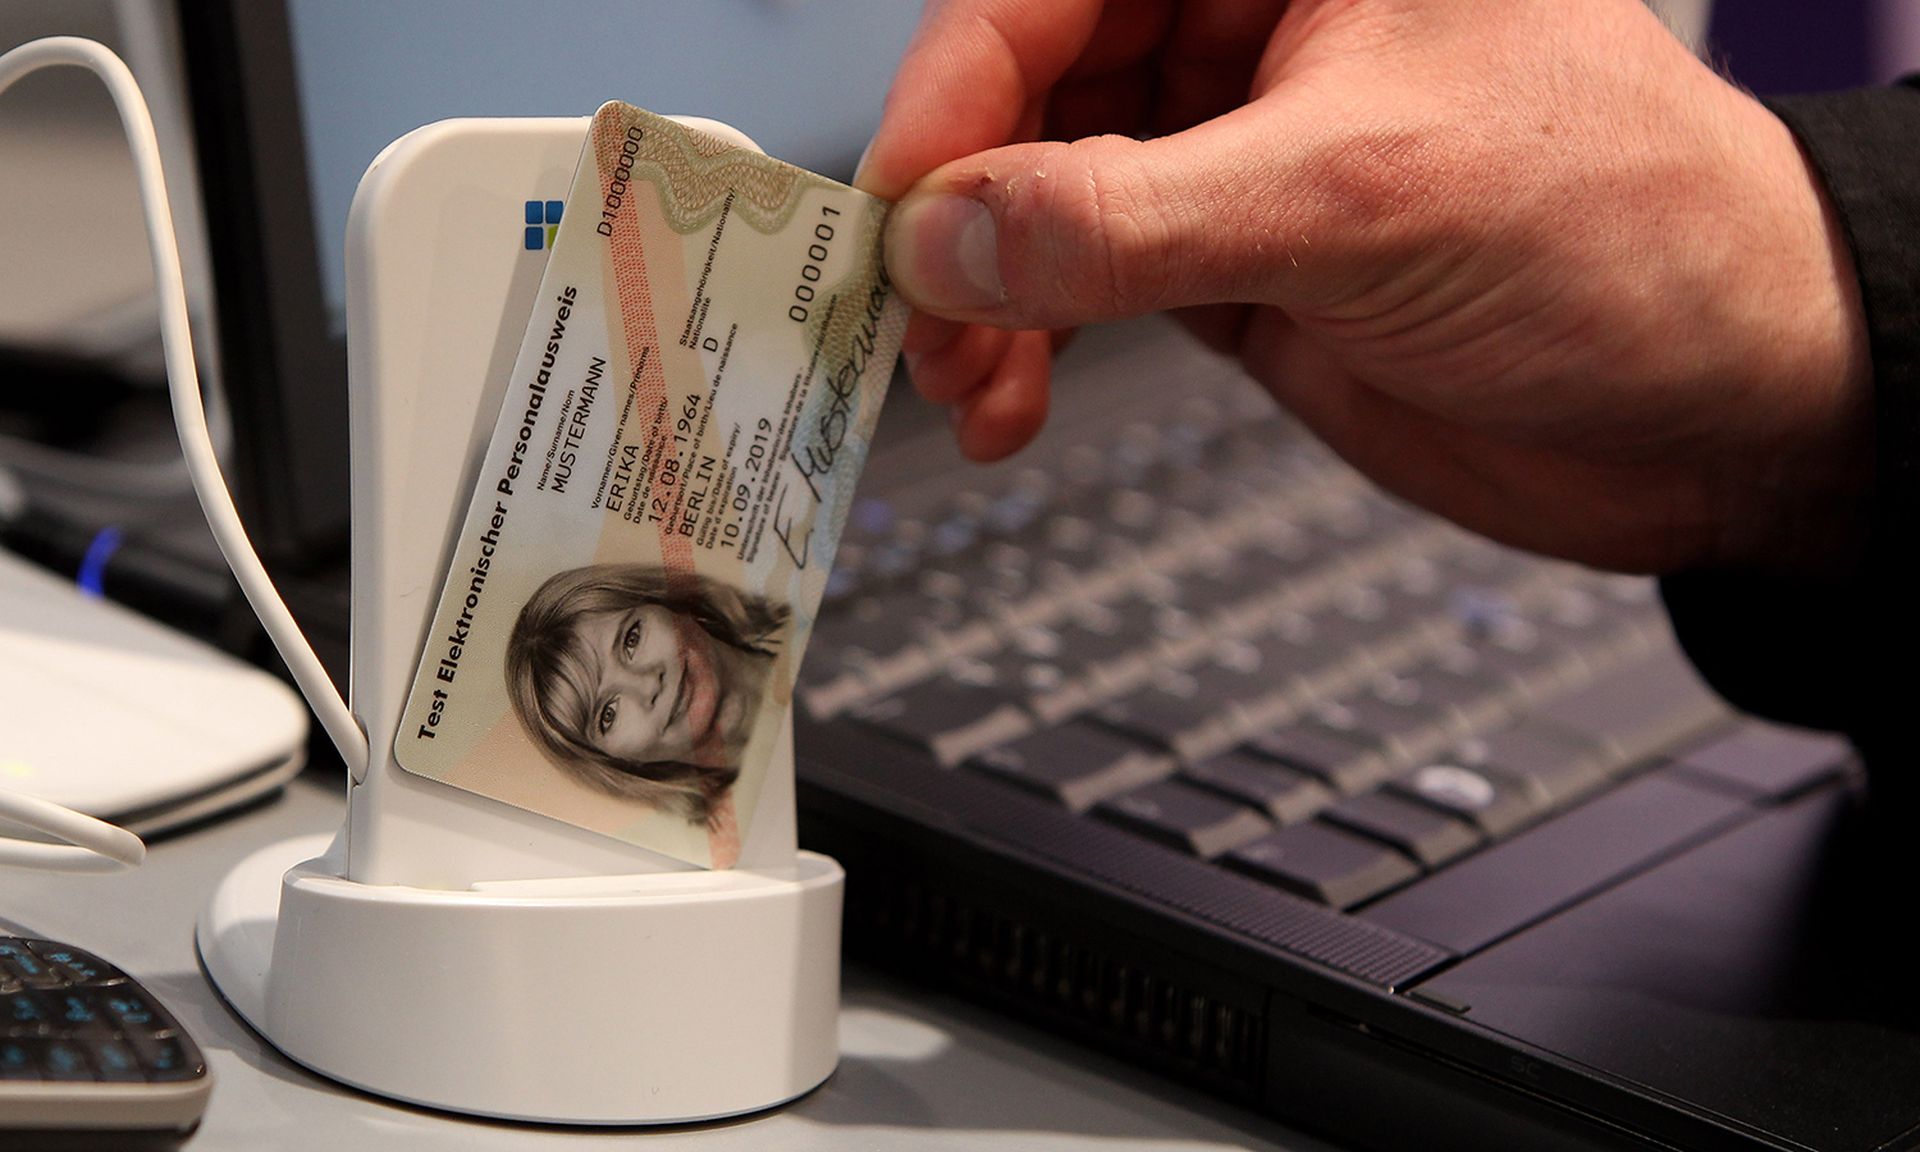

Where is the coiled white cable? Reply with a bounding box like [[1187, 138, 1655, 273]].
[[0, 36, 369, 869]]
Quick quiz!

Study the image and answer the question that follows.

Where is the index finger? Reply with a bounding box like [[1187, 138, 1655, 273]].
[[858, 0, 1107, 200]]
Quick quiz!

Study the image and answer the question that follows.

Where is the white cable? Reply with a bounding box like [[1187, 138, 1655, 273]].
[[0, 789, 144, 872], [0, 37, 371, 869]]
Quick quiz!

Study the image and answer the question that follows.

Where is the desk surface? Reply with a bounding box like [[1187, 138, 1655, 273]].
[[3, 776, 1333, 1151]]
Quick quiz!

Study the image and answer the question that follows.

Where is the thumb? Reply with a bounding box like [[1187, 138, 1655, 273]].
[[883, 120, 1298, 329]]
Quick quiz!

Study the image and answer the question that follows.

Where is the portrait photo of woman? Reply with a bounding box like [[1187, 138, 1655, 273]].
[[505, 562, 788, 828]]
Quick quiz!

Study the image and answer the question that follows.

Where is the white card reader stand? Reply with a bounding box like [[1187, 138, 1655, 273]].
[[196, 116, 844, 1124]]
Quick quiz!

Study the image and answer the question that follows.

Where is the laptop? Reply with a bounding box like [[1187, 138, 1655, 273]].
[[166, 3, 1920, 1149]]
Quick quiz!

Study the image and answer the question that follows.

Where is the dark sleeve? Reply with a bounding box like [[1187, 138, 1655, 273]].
[[1659, 82, 1920, 771]]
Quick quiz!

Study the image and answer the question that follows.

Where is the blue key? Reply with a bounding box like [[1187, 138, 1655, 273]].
[[92, 1039, 144, 1082], [134, 1034, 199, 1081], [43, 1041, 91, 1080], [36, 947, 108, 984], [104, 993, 154, 1029], [1, 950, 57, 986], [0, 1040, 36, 1079], [9, 994, 48, 1024]]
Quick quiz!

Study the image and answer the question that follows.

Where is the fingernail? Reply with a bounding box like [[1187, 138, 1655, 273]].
[[852, 136, 877, 193], [887, 194, 1004, 313]]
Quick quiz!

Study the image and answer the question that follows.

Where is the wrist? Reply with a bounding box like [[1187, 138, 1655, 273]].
[[1704, 103, 1873, 575]]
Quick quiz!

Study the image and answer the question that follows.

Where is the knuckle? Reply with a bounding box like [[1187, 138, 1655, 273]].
[[1003, 138, 1175, 318], [1283, 120, 1467, 317], [1303, 125, 1443, 237]]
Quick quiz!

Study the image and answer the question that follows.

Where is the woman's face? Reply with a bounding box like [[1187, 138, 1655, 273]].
[[568, 604, 730, 765]]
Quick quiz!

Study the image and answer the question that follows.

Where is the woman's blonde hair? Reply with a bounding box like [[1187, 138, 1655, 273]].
[[504, 563, 786, 826]]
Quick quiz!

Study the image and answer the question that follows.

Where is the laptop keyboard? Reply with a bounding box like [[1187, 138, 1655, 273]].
[[802, 397, 1746, 914]]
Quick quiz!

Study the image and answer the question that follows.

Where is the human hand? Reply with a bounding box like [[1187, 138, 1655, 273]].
[[859, 0, 1871, 574]]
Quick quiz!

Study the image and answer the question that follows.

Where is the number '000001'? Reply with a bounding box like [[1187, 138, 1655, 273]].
[[788, 206, 842, 323]]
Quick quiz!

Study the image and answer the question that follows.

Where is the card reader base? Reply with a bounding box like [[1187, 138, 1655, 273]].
[[195, 829, 843, 1124]]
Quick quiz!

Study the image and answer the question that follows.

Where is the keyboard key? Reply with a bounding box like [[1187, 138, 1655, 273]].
[[1313, 676, 1456, 766], [1226, 824, 1421, 910], [1092, 665, 1243, 764], [1532, 648, 1729, 768], [918, 567, 971, 604], [970, 723, 1174, 811], [1316, 493, 1413, 546], [7, 990, 54, 1029], [1194, 636, 1312, 743], [803, 591, 958, 713], [1421, 639, 1528, 709], [1371, 573, 1452, 639], [1095, 487, 1168, 543], [823, 560, 863, 606], [1465, 723, 1613, 808], [1241, 609, 1359, 696], [850, 680, 1033, 767], [0, 1038, 37, 1080], [1322, 792, 1483, 868], [89, 1038, 145, 1082], [1455, 609, 1589, 700], [802, 672, 877, 720], [0, 948, 63, 990], [1237, 514, 1322, 574], [1360, 769, 1751, 952], [822, 589, 954, 663], [1027, 512, 1104, 564], [41, 1040, 94, 1081], [1673, 722, 1853, 801], [57, 992, 101, 1028], [1158, 463, 1231, 520], [869, 537, 925, 581], [1138, 601, 1213, 667], [984, 568, 1063, 623], [25, 943, 120, 988], [96, 990, 159, 1032], [1095, 780, 1272, 858], [1308, 586, 1416, 668], [1049, 601, 1161, 689], [124, 1031, 200, 1081], [847, 496, 896, 539], [1388, 762, 1546, 839], [1439, 536, 1539, 591], [1171, 547, 1268, 615], [947, 642, 1064, 699], [946, 627, 1087, 720], [921, 616, 1003, 666], [1528, 584, 1652, 667], [984, 485, 1050, 537], [1395, 656, 1516, 734], [1181, 752, 1336, 825], [1243, 722, 1393, 795], [1385, 553, 1450, 608], [1591, 572, 1661, 607]]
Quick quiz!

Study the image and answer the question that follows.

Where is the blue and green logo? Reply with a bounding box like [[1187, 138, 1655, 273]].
[[524, 199, 563, 250]]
